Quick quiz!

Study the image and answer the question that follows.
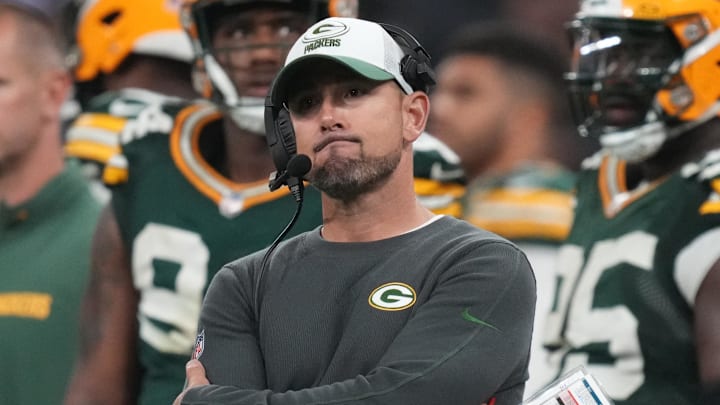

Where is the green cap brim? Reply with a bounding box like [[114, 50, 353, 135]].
[[270, 55, 395, 104]]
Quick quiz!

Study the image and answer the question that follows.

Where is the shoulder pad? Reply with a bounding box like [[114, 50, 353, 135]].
[[65, 112, 126, 165], [478, 163, 576, 192], [118, 99, 204, 145], [678, 149, 720, 215], [413, 132, 465, 182], [103, 154, 129, 186], [413, 132, 461, 162]]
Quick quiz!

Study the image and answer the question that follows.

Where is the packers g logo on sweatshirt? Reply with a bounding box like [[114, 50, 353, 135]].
[[368, 282, 416, 311]]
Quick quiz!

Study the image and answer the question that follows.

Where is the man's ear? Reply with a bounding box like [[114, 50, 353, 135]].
[[402, 91, 430, 142], [42, 69, 72, 120]]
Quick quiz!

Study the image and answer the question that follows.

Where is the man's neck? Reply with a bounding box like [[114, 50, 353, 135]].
[[105, 58, 196, 100], [467, 128, 551, 180], [319, 167, 435, 243], [216, 118, 276, 183], [0, 142, 63, 206], [640, 120, 720, 182]]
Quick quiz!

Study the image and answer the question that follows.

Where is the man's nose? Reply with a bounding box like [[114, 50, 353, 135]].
[[319, 97, 342, 132]]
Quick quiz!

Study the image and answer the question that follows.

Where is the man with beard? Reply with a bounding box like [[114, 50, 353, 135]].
[[65, 2, 464, 405], [541, 1, 720, 404], [172, 17, 536, 405]]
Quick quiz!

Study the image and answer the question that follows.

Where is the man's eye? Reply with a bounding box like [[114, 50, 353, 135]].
[[276, 26, 291, 38], [218, 22, 299, 42], [274, 24, 304, 40], [231, 29, 247, 40], [215, 24, 247, 41], [301, 97, 315, 108], [289, 96, 318, 115], [345, 88, 365, 98]]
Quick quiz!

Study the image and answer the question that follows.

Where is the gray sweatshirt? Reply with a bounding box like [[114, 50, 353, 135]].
[[184, 216, 536, 404]]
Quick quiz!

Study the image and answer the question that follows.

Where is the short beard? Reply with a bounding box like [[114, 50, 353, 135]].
[[310, 150, 401, 202]]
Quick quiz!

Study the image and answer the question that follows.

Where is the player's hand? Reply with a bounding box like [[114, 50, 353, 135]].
[[172, 359, 210, 405]]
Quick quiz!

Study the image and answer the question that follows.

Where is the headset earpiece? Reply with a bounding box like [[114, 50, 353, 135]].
[[379, 23, 437, 93], [265, 96, 297, 175], [400, 54, 418, 87]]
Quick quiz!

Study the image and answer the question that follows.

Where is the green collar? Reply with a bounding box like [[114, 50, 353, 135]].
[[0, 160, 88, 230]]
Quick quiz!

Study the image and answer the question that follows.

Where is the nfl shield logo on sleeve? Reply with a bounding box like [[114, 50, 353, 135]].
[[192, 330, 205, 360]]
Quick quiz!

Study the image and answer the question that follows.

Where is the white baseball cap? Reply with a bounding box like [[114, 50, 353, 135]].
[[269, 17, 414, 104]]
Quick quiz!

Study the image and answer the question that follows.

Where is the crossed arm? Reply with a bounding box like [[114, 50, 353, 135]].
[[173, 241, 535, 405]]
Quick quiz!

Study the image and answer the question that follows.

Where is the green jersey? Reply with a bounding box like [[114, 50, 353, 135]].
[[0, 161, 101, 404], [543, 152, 720, 404], [65, 88, 188, 202], [94, 98, 465, 405], [462, 162, 576, 244], [108, 100, 323, 405]]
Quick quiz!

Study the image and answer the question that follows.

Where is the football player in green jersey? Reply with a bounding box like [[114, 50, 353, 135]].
[[542, 1, 720, 404], [64, 0, 197, 202], [64, 1, 463, 405]]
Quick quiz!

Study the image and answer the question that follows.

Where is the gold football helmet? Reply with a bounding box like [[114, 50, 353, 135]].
[[566, 0, 720, 161], [75, 0, 194, 82]]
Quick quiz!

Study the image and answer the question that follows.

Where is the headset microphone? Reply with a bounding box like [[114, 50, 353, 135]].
[[283, 154, 311, 202], [269, 154, 311, 193], [287, 154, 312, 177]]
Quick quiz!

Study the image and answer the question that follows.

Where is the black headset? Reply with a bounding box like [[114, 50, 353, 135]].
[[380, 23, 437, 95], [263, 22, 437, 191]]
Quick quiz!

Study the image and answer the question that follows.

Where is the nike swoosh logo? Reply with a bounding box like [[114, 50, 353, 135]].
[[462, 308, 499, 331]]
